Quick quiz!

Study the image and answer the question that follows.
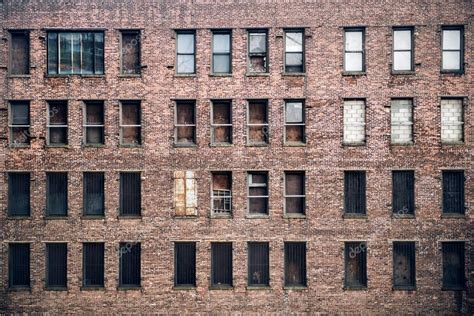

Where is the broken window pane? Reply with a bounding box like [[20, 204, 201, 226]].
[[442, 170, 465, 214], [344, 171, 366, 215], [10, 31, 29, 75], [8, 172, 30, 216], [84, 101, 104, 145], [48, 101, 68, 145], [248, 31, 267, 72], [285, 101, 305, 143], [248, 172, 268, 214], [46, 243, 67, 288], [83, 243, 104, 287], [83, 172, 105, 216], [175, 101, 196, 145], [10, 101, 30, 145], [174, 242, 196, 287], [8, 243, 30, 288], [285, 172, 305, 214], [212, 172, 232, 216], [176, 32, 195, 74], [121, 31, 140, 74], [442, 242, 465, 289], [119, 243, 141, 287], [120, 101, 141, 145], [46, 172, 68, 217], [284, 242, 306, 287], [247, 101, 268, 144], [442, 28, 463, 71], [344, 29, 364, 72], [344, 242, 367, 288], [392, 171, 415, 215], [212, 101, 232, 144], [393, 242, 415, 289], [120, 172, 141, 216], [211, 243, 233, 288], [248, 242, 269, 286]]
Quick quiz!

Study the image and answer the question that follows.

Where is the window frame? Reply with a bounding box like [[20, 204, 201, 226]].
[[390, 98, 414, 145], [392, 26, 414, 73], [441, 25, 464, 74], [344, 241, 368, 289], [343, 27, 366, 73], [344, 170, 367, 216], [283, 171, 306, 216], [82, 242, 105, 288], [284, 100, 306, 145], [210, 100, 232, 145], [174, 242, 197, 288], [119, 242, 141, 288], [8, 243, 31, 289], [391, 170, 415, 217], [46, 100, 68, 146], [8, 101, 30, 147], [440, 98, 464, 144], [119, 100, 142, 146], [211, 171, 232, 217], [83, 171, 105, 217], [45, 242, 68, 290], [120, 30, 141, 75], [83, 100, 105, 146], [247, 171, 269, 216], [7, 172, 31, 217], [119, 171, 142, 217], [284, 29, 305, 73], [441, 170, 465, 215], [284, 241, 307, 288], [175, 30, 196, 75], [9, 30, 30, 76], [247, 29, 268, 73], [392, 241, 416, 290], [247, 242, 270, 287], [45, 171, 68, 217], [174, 100, 197, 146], [441, 241, 466, 290], [246, 99, 269, 146], [211, 30, 232, 75], [210, 242, 233, 289]]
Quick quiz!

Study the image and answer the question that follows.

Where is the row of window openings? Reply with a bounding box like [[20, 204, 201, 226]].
[[8, 98, 465, 146], [9, 26, 465, 76], [7, 170, 465, 218], [7, 241, 466, 291]]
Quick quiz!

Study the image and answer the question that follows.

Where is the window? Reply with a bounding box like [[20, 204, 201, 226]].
[[393, 27, 413, 71], [442, 170, 465, 214], [248, 30, 267, 73], [344, 171, 366, 215], [83, 101, 105, 145], [119, 242, 141, 287], [392, 242, 415, 289], [212, 31, 231, 74], [175, 101, 196, 145], [211, 101, 232, 144], [46, 243, 67, 289], [121, 31, 141, 75], [392, 171, 415, 216], [248, 171, 269, 215], [211, 242, 233, 288], [247, 100, 268, 145], [10, 31, 29, 75], [119, 172, 141, 216], [343, 100, 365, 144], [344, 28, 365, 72], [46, 172, 68, 217], [174, 242, 196, 287], [344, 242, 367, 288], [284, 242, 306, 287], [284, 171, 305, 215], [442, 242, 465, 289], [284, 101, 305, 144], [285, 30, 304, 73], [176, 31, 195, 74], [441, 26, 463, 72], [83, 172, 105, 216], [248, 242, 269, 287], [83, 243, 105, 288], [47, 101, 68, 145], [8, 172, 30, 217], [8, 243, 30, 288], [441, 99, 464, 143], [120, 101, 141, 145], [174, 171, 197, 217], [391, 99, 413, 144], [47, 31, 104, 75], [9, 101, 30, 145], [211, 172, 232, 216]]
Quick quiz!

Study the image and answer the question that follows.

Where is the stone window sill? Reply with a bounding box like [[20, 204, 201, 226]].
[[117, 286, 141, 291], [46, 144, 70, 148], [390, 142, 414, 146], [173, 285, 196, 290], [118, 74, 141, 78], [284, 141, 306, 147], [391, 70, 416, 76], [441, 213, 466, 219], [209, 142, 233, 147], [392, 286, 416, 291], [45, 74, 105, 78], [246, 72, 270, 77], [210, 285, 233, 290], [246, 214, 269, 219], [246, 143, 269, 147], [8, 287, 31, 292], [80, 286, 105, 291], [7, 74, 31, 78], [173, 143, 197, 148], [82, 144, 105, 148], [392, 214, 415, 219], [247, 285, 271, 290], [281, 72, 306, 77], [45, 287, 68, 291], [7, 215, 31, 220], [343, 214, 367, 219], [209, 73, 232, 77], [284, 286, 307, 290], [9, 144, 30, 148], [342, 142, 366, 147], [342, 71, 366, 76], [81, 215, 106, 220], [284, 213, 306, 219], [44, 216, 68, 220], [119, 144, 143, 148], [174, 74, 196, 77], [441, 141, 464, 146]]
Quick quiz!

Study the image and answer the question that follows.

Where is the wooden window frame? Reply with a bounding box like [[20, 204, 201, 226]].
[[119, 100, 142, 146], [46, 100, 68, 146], [392, 27, 414, 73], [211, 30, 232, 74], [8, 101, 30, 147], [247, 29, 268, 73], [9, 30, 30, 76], [284, 29, 305, 73], [441, 26, 464, 74], [176, 30, 196, 74], [246, 100, 269, 146], [284, 100, 306, 145], [210, 100, 232, 145], [343, 27, 366, 73], [83, 101, 105, 146], [283, 171, 306, 216], [247, 171, 269, 216], [174, 100, 196, 146], [120, 30, 141, 75]]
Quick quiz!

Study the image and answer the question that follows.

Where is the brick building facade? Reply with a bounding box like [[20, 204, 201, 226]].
[[0, 0, 472, 314]]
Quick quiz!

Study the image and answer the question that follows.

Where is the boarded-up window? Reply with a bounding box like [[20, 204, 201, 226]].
[[393, 242, 415, 289], [9, 101, 30, 145], [285, 30, 304, 73], [344, 242, 367, 288], [248, 242, 269, 286], [285, 101, 305, 143], [8, 172, 30, 216], [284, 242, 306, 287], [392, 171, 414, 215], [442, 242, 465, 289], [174, 171, 197, 216], [211, 242, 232, 288], [212, 31, 231, 74], [84, 101, 104, 145], [176, 31, 195, 74], [285, 171, 305, 215], [344, 28, 365, 72], [46, 172, 68, 217], [391, 99, 413, 144], [441, 99, 464, 143], [119, 172, 141, 216], [174, 242, 196, 287], [343, 100, 365, 144], [119, 243, 141, 287], [211, 101, 232, 144], [344, 171, 366, 215], [8, 243, 30, 288], [47, 101, 68, 145], [442, 170, 464, 214], [248, 171, 269, 215], [83, 243, 104, 287], [83, 172, 105, 216], [10, 31, 29, 75], [121, 31, 141, 74], [120, 101, 141, 145], [175, 101, 196, 145], [247, 101, 268, 144], [248, 30, 267, 73], [46, 243, 67, 288], [211, 172, 232, 216]]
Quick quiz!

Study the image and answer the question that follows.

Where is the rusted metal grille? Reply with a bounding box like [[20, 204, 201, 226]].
[[211, 243, 233, 287], [344, 171, 366, 215], [284, 242, 306, 287], [248, 242, 269, 286], [46, 243, 67, 288], [8, 243, 30, 288], [83, 172, 105, 216], [8, 172, 30, 216], [120, 172, 141, 216], [392, 171, 414, 215], [442, 171, 465, 214], [83, 243, 104, 287], [174, 242, 196, 287], [46, 172, 68, 216], [442, 242, 465, 289], [344, 242, 367, 288], [120, 243, 141, 287], [393, 242, 415, 289]]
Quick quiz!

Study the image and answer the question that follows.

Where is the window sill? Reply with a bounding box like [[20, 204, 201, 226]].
[[119, 144, 142, 148], [343, 286, 368, 290], [117, 215, 142, 219], [7, 215, 31, 220], [9, 144, 30, 148], [45, 144, 69, 148], [246, 214, 269, 219], [7, 74, 31, 78], [247, 285, 271, 290], [342, 71, 366, 76], [442, 286, 466, 291], [440, 70, 464, 76], [174, 74, 197, 77], [45, 287, 68, 291], [392, 286, 416, 291], [44, 215, 68, 220], [81, 215, 106, 220], [209, 285, 233, 290], [281, 72, 306, 77], [392, 214, 415, 219], [209, 142, 233, 147], [284, 213, 306, 219], [118, 74, 141, 78], [82, 144, 105, 148], [284, 142, 306, 147], [8, 287, 31, 292], [390, 142, 414, 146], [441, 213, 466, 219], [343, 214, 368, 219], [173, 285, 196, 290], [245, 72, 270, 77], [211, 214, 233, 219], [441, 141, 464, 146], [246, 143, 269, 147], [45, 74, 105, 78], [174, 215, 198, 219], [80, 286, 105, 291], [391, 70, 416, 76], [117, 286, 141, 291], [209, 73, 232, 77], [342, 142, 366, 147], [284, 286, 307, 290], [173, 143, 197, 148]]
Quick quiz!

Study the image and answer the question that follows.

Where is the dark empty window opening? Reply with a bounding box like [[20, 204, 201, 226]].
[[392, 171, 415, 216], [284, 242, 306, 287], [83, 172, 105, 216], [344, 28, 365, 72], [393, 27, 413, 72], [83, 243, 105, 288], [121, 31, 141, 75], [344, 171, 366, 215], [8, 172, 30, 217], [285, 101, 305, 144], [47, 101, 68, 145], [212, 31, 231, 74], [393, 242, 416, 289], [120, 101, 141, 145], [285, 30, 304, 73], [8, 243, 30, 289], [248, 30, 267, 73], [9, 101, 30, 145], [247, 101, 268, 145], [248, 242, 269, 287], [46, 243, 67, 289], [248, 172, 269, 215], [84, 101, 104, 145], [46, 172, 68, 217], [212, 172, 232, 216], [211, 242, 233, 288], [176, 31, 195, 74], [211, 101, 232, 144], [344, 241, 367, 288], [441, 26, 464, 72], [120, 172, 141, 216], [119, 242, 141, 287], [174, 242, 196, 287], [442, 242, 465, 290], [285, 172, 305, 215], [442, 170, 465, 214], [10, 31, 30, 75], [175, 101, 196, 145]]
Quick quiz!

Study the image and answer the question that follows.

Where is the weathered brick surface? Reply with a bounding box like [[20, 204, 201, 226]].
[[0, 0, 472, 314]]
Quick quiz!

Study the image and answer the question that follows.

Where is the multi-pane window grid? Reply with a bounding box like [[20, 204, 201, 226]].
[[9, 101, 30, 145], [175, 101, 196, 145], [247, 101, 269, 144], [285, 30, 304, 73], [392, 171, 415, 216], [120, 101, 141, 145], [442, 170, 465, 214], [391, 99, 413, 144], [441, 27, 463, 72], [344, 171, 366, 215], [248, 30, 267, 73], [83, 172, 105, 216], [83, 243, 105, 287], [284, 101, 305, 144], [248, 242, 270, 287], [47, 101, 68, 145], [343, 100, 365, 144], [176, 31, 195, 74], [344, 241, 367, 288], [174, 242, 196, 287], [83, 101, 105, 145], [211, 172, 232, 216], [46, 243, 67, 288], [211, 243, 233, 288], [8, 172, 30, 216], [393, 28, 413, 71], [212, 31, 231, 74], [248, 172, 269, 215], [211, 101, 232, 144], [284, 172, 305, 215], [119, 172, 141, 216], [284, 242, 306, 287], [10, 31, 30, 75], [441, 99, 463, 143], [392, 242, 416, 289], [119, 242, 141, 287], [46, 172, 68, 216], [442, 242, 465, 289], [344, 28, 365, 72], [8, 243, 30, 288]]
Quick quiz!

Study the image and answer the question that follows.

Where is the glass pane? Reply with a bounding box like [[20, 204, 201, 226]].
[[86, 103, 104, 124], [122, 32, 140, 74], [345, 31, 362, 51], [49, 127, 67, 144], [285, 32, 303, 52], [213, 34, 230, 53], [443, 51, 461, 70], [122, 127, 141, 145], [345, 52, 363, 71], [177, 55, 194, 73], [59, 33, 72, 74], [285, 53, 303, 66], [49, 103, 67, 125], [249, 33, 266, 53], [177, 103, 195, 124], [443, 30, 461, 50], [213, 55, 230, 73], [213, 103, 231, 124], [94, 33, 104, 74], [82, 33, 94, 74], [86, 127, 104, 144], [394, 30, 411, 50], [286, 125, 304, 142], [286, 102, 303, 123], [12, 127, 30, 145], [177, 34, 194, 54], [394, 51, 411, 71], [47, 33, 58, 74], [122, 103, 140, 125], [72, 33, 81, 73], [12, 103, 29, 125]]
